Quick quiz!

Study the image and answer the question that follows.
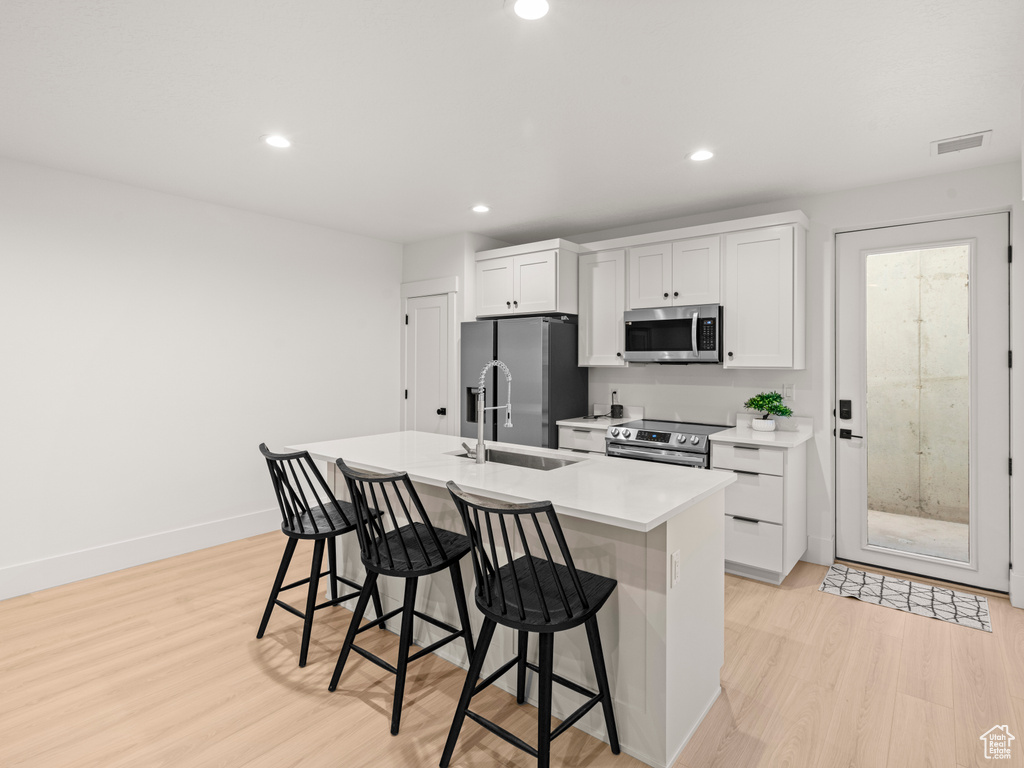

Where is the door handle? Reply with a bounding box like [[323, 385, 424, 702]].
[[838, 429, 863, 440], [436, 407, 447, 416]]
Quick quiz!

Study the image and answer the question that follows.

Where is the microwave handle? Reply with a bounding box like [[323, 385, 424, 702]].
[[691, 311, 699, 353]]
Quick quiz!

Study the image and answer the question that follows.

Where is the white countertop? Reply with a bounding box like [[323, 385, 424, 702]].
[[555, 415, 633, 430], [289, 431, 734, 533], [709, 414, 814, 448]]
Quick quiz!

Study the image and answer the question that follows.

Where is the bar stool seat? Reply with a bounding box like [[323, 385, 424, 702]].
[[373, 524, 470, 573], [441, 482, 620, 768]]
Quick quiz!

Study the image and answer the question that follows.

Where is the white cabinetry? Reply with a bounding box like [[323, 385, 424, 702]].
[[578, 249, 626, 366], [722, 225, 805, 369], [627, 236, 720, 309], [474, 240, 579, 317], [710, 416, 811, 585]]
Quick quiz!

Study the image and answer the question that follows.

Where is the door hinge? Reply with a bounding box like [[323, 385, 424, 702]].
[[404, 389, 408, 400], [405, 314, 409, 325], [1010, 458, 1013, 475], [1010, 350, 1013, 368], [1009, 244, 1013, 263]]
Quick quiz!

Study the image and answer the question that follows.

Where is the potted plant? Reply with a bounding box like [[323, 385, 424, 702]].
[[743, 391, 793, 432]]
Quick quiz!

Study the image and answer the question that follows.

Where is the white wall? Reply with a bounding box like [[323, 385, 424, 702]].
[[571, 162, 1022, 592], [0, 157, 403, 599]]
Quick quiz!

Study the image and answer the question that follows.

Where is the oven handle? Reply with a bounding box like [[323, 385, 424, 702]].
[[606, 444, 707, 467]]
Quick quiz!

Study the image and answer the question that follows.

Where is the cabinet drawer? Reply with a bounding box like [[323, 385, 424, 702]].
[[558, 426, 606, 454], [724, 472, 784, 525], [712, 443, 784, 476], [725, 516, 783, 573]]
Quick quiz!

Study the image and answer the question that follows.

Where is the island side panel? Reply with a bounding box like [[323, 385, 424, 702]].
[[663, 491, 725, 766]]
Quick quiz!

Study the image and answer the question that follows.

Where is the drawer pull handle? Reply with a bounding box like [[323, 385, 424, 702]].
[[733, 470, 760, 476], [732, 516, 760, 525], [734, 446, 760, 454], [572, 428, 591, 433]]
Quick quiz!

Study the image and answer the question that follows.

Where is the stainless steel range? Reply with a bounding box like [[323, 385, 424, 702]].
[[605, 419, 729, 468]]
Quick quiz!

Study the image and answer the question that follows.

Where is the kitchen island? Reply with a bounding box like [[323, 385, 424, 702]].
[[288, 431, 734, 768]]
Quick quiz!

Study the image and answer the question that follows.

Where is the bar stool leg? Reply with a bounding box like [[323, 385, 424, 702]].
[[537, 633, 554, 768], [326, 537, 340, 602], [439, 618, 496, 768], [299, 539, 325, 667], [391, 577, 419, 735], [370, 577, 386, 631], [448, 562, 475, 659], [328, 571, 379, 691], [257, 537, 297, 639], [585, 616, 620, 754], [516, 630, 529, 704]]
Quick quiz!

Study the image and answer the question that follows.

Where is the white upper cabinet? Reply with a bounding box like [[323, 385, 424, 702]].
[[671, 236, 721, 306], [628, 236, 721, 309], [578, 249, 626, 366], [722, 225, 805, 369], [474, 239, 579, 317], [628, 243, 673, 308]]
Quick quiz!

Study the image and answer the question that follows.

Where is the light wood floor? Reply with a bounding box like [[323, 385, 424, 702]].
[[2, 534, 1022, 768]]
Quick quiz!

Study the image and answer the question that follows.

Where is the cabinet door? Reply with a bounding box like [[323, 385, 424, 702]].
[[578, 249, 626, 366], [513, 250, 557, 314], [476, 257, 515, 316], [671, 236, 721, 305], [723, 226, 794, 367], [627, 243, 672, 309]]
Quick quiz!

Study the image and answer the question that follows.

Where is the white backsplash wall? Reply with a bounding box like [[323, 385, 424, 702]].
[[588, 365, 810, 428]]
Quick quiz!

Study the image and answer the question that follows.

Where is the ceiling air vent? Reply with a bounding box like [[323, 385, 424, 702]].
[[930, 131, 991, 156]]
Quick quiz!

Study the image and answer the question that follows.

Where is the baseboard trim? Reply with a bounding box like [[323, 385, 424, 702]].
[[804, 534, 835, 566], [0, 508, 280, 601], [1010, 570, 1024, 609]]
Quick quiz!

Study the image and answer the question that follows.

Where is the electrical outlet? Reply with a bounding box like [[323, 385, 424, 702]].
[[670, 550, 681, 587], [783, 384, 795, 399]]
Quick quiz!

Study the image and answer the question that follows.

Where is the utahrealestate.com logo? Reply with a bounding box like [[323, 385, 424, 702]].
[[980, 725, 1015, 760]]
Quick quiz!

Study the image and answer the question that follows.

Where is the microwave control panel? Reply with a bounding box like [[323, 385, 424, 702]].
[[698, 318, 717, 351]]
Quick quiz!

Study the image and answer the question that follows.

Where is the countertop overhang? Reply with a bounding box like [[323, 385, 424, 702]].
[[288, 431, 734, 533]]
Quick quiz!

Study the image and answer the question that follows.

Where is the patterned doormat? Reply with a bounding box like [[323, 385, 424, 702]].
[[819, 563, 991, 632]]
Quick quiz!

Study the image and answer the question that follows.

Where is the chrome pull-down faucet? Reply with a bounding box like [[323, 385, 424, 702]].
[[472, 360, 512, 464]]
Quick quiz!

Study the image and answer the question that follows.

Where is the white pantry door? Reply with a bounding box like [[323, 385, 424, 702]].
[[403, 294, 449, 434], [835, 213, 1010, 591]]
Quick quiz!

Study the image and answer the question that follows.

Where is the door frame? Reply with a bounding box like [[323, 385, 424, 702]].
[[832, 209, 1013, 592], [400, 276, 459, 436]]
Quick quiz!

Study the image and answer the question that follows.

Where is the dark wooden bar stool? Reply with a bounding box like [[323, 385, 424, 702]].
[[257, 444, 385, 667], [328, 459, 475, 736], [441, 481, 620, 768]]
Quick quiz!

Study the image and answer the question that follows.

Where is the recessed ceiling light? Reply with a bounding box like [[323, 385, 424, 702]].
[[689, 149, 714, 162], [513, 0, 549, 20], [472, 204, 491, 213], [263, 134, 292, 149]]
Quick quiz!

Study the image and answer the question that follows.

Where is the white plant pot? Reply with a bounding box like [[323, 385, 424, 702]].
[[751, 418, 776, 432]]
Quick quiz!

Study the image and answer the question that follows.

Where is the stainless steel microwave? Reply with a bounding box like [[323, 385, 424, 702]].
[[623, 304, 722, 363]]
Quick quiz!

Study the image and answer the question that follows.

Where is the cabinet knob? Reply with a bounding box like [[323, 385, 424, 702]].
[[663, 292, 669, 299], [616, 352, 622, 357], [673, 291, 679, 297], [506, 301, 511, 308], [728, 351, 734, 357], [513, 300, 518, 308], [436, 407, 447, 415]]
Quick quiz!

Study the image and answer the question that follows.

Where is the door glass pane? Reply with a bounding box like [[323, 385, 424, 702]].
[[865, 245, 970, 562]]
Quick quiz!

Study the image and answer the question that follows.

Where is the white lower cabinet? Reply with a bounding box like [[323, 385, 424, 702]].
[[712, 438, 807, 585], [557, 425, 607, 454]]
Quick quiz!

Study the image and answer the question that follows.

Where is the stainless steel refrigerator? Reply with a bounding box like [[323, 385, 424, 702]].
[[460, 316, 588, 449]]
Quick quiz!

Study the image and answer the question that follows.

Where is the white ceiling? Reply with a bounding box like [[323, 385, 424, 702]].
[[2, 1, 1022, 245]]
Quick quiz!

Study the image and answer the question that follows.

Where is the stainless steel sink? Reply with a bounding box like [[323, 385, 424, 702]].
[[453, 448, 583, 471]]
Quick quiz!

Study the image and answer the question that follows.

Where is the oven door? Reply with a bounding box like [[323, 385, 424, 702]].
[[606, 443, 708, 468], [623, 304, 721, 363]]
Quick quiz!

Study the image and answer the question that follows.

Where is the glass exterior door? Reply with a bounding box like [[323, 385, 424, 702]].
[[835, 214, 1009, 591]]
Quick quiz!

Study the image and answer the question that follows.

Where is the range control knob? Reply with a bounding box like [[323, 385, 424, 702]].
[[676, 434, 687, 443], [622, 429, 632, 439], [610, 428, 620, 437], [691, 435, 700, 445]]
